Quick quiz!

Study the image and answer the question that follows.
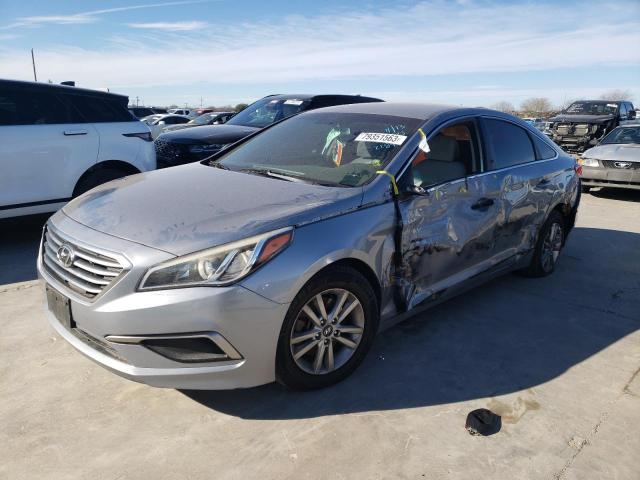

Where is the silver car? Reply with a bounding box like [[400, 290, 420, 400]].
[[579, 124, 640, 192], [38, 103, 580, 390]]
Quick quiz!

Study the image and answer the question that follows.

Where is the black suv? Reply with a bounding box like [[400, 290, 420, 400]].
[[548, 100, 636, 153], [154, 94, 383, 168]]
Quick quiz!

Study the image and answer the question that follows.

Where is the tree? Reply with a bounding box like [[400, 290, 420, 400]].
[[599, 89, 633, 101], [491, 101, 515, 113], [520, 97, 553, 115], [235, 103, 249, 112]]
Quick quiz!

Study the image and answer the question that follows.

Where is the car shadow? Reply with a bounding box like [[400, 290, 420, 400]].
[[182, 226, 640, 419], [0, 213, 50, 285], [589, 187, 640, 203]]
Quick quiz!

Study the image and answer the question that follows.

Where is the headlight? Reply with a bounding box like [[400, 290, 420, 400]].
[[189, 144, 229, 154], [578, 157, 599, 167], [139, 227, 293, 290]]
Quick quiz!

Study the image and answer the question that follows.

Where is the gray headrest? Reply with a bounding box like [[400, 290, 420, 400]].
[[429, 134, 459, 162]]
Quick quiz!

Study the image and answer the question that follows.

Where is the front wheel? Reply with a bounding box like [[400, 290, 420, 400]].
[[521, 210, 565, 277], [276, 266, 379, 390]]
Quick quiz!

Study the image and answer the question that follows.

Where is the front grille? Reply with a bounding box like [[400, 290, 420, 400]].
[[155, 139, 197, 168], [602, 160, 640, 170], [42, 226, 125, 300], [71, 328, 129, 363]]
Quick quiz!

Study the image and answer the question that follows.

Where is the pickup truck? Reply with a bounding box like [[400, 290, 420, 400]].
[[547, 100, 636, 153]]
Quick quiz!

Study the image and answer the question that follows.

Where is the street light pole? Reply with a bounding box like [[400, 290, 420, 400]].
[[31, 49, 37, 81]]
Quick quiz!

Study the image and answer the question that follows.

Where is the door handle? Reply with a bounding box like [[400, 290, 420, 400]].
[[63, 130, 88, 136], [471, 198, 494, 210], [536, 178, 551, 187]]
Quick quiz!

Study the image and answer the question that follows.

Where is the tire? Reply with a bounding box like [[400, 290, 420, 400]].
[[276, 266, 379, 390], [521, 210, 566, 277], [581, 185, 591, 193], [73, 168, 130, 197]]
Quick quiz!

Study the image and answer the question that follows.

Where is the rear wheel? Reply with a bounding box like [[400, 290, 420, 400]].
[[581, 185, 592, 193], [73, 168, 130, 197], [521, 210, 565, 277], [276, 266, 378, 390]]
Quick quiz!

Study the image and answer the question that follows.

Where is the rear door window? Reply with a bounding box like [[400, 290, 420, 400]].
[[483, 118, 536, 169], [0, 87, 78, 125], [65, 95, 133, 123]]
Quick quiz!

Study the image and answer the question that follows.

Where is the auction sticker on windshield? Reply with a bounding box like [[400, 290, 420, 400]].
[[355, 132, 407, 145]]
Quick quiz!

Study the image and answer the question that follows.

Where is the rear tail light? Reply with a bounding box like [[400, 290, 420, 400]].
[[123, 132, 153, 142]]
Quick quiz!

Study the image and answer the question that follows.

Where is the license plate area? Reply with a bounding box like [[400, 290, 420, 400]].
[[46, 285, 74, 330]]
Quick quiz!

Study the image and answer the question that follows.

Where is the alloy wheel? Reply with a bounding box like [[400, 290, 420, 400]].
[[541, 222, 564, 273], [289, 288, 365, 375]]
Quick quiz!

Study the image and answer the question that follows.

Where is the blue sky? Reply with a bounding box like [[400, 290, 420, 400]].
[[1, 0, 639, 108]]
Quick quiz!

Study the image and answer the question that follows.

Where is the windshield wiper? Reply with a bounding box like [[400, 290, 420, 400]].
[[239, 168, 308, 183], [208, 160, 230, 169]]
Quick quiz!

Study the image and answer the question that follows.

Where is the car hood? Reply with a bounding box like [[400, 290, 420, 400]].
[[583, 144, 640, 162], [62, 163, 363, 256], [162, 123, 196, 132], [158, 124, 259, 145], [549, 114, 614, 124]]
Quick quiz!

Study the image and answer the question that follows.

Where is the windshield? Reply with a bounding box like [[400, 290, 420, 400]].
[[189, 113, 215, 125], [600, 126, 640, 145], [215, 112, 421, 187], [226, 97, 309, 128], [565, 101, 618, 115]]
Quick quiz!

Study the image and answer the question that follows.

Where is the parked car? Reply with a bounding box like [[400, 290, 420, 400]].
[[128, 106, 156, 119], [579, 124, 640, 192], [547, 100, 636, 153], [151, 107, 168, 114], [155, 94, 383, 168], [146, 114, 190, 139], [0, 79, 155, 219], [161, 111, 235, 133], [168, 108, 195, 118], [39, 102, 580, 390], [522, 117, 545, 131]]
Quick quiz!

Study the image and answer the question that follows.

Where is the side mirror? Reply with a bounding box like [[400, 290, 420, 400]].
[[629, 110, 637, 120]]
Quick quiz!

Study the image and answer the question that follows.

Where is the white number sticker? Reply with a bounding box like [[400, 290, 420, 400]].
[[354, 132, 407, 145], [284, 99, 303, 105]]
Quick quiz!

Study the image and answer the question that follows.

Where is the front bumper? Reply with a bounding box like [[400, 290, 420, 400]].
[[553, 135, 596, 153], [581, 164, 640, 190], [38, 212, 290, 389]]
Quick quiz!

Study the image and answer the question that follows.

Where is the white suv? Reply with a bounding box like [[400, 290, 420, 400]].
[[0, 80, 156, 219]]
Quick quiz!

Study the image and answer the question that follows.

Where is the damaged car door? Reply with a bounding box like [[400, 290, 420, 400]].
[[396, 117, 497, 309], [476, 117, 560, 263]]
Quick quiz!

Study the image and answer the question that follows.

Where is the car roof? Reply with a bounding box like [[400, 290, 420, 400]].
[[305, 102, 483, 120], [1, 78, 128, 102], [264, 93, 382, 101]]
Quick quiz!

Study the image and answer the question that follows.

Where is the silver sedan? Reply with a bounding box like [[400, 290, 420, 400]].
[[38, 102, 580, 390], [579, 124, 640, 192]]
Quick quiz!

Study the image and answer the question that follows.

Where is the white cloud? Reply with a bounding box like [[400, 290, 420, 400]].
[[1, 0, 639, 106], [1, 0, 219, 29], [126, 21, 208, 31]]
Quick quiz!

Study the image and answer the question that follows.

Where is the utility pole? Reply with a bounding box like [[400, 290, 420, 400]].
[[135, 96, 139, 106], [31, 49, 37, 81]]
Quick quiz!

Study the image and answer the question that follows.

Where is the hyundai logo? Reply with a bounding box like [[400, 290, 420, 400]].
[[56, 244, 75, 268], [614, 162, 631, 169]]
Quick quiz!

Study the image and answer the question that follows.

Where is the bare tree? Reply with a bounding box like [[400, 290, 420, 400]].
[[599, 89, 633, 101], [491, 101, 515, 113], [520, 97, 553, 115]]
